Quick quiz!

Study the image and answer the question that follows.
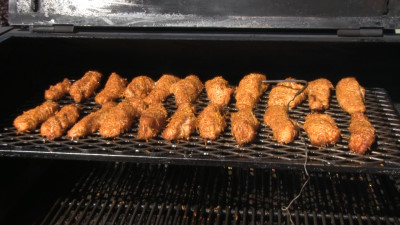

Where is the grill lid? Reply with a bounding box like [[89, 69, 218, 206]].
[[8, 0, 400, 29]]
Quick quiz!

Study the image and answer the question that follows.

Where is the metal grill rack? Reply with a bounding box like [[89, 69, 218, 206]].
[[39, 163, 400, 225], [0, 88, 400, 174]]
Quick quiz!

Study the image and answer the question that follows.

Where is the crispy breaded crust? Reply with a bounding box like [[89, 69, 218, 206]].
[[197, 104, 226, 140], [235, 73, 268, 110], [14, 101, 59, 132], [45, 78, 71, 100], [231, 109, 260, 146], [162, 103, 196, 141], [124, 75, 155, 99], [40, 104, 80, 140], [336, 77, 366, 114], [304, 113, 340, 146], [205, 76, 234, 107], [137, 103, 168, 139], [264, 105, 299, 144], [70, 71, 102, 103], [307, 78, 334, 111], [349, 112, 375, 154], [268, 78, 306, 109], [170, 75, 204, 106], [144, 74, 180, 105], [95, 73, 127, 105]]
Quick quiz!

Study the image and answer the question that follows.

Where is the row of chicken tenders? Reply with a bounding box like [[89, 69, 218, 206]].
[[13, 71, 375, 154]]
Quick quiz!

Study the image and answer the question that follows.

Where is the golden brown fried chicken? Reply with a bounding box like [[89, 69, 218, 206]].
[[137, 103, 168, 139], [268, 78, 307, 109], [170, 75, 204, 106], [67, 101, 117, 139], [45, 78, 71, 100], [99, 98, 146, 138], [303, 113, 340, 146], [231, 109, 260, 146], [197, 104, 226, 140], [205, 76, 234, 107], [348, 112, 375, 154], [40, 104, 80, 140], [123, 75, 155, 99], [144, 74, 180, 105], [70, 71, 102, 103], [162, 103, 196, 141], [14, 101, 59, 133], [263, 105, 299, 144], [307, 78, 334, 111], [336, 77, 366, 114], [95, 73, 127, 105], [235, 73, 268, 110]]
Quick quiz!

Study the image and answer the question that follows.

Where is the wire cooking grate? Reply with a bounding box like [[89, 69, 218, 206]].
[[0, 88, 400, 174]]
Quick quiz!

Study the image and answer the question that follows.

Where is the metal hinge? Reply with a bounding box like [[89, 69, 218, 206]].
[[31, 25, 74, 33], [337, 28, 383, 37]]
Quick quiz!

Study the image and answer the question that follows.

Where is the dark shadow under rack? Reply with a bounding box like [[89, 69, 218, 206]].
[[0, 88, 400, 174]]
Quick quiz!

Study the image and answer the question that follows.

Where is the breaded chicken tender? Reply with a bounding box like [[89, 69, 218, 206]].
[[303, 113, 340, 146], [336, 77, 366, 114], [162, 103, 196, 140], [235, 73, 268, 110], [95, 73, 127, 105], [40, 104, 80, 140], [231, 109, 260, 146], [67, 101, 117, 139], [45, 78, 71, 100], [99, 98, 146, 138], [170, 75, 204, 106], [144, 74, 180, 105], [70, 71, 102, 103], [263, 105, 299, 144], [205, 76, 234, 107], [268, 78, 307, 109], [124, 75, 155, 99], [348, 112, 375, 154], [197, 104, 227, 140], [307, 78, 334, 111], [137, 103, 168, 139], [14, 101, 59, 132]]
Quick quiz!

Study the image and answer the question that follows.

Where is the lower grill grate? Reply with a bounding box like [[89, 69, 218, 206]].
[[1, 88, 400, 173], [40, 163, 400, 225]]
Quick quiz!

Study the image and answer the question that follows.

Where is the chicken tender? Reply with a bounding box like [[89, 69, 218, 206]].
[[303, 113, 340, 146], [197, 104, 226, 140], [14, 101, 59, 133], [205, 76, 234, 107], [95, 73, 127, 105], [231, 109, 260, 146], [67, 102, 117, 139], [137, 103, 168, 139], [144, 74, 180, 105], [99, 98, 146, 138], [263, 105, 299, 144], [40, 104, 80, 140], [45, 78, 71, 100], [348, 112, 375, 154], [170, 75, 204, 106], [336, 77, 366, 114], [307, 78, 334, 111], [162, 103, 196, 141], [268, 78, 306, 109], [235, 73, 268, 110], [124, 75, 155, 99], [70, 71, 102, 103]]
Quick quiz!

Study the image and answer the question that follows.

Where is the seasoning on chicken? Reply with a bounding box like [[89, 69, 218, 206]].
[[13, 101, 59, 133], [263, 105, 299, 144], [99, 98, 146, 138], [234, 73, 268, 110], [268, 77, 307, 109], [67, 101, 117, 139], [303, 113, 340, 146], [40, 104, 80, 140], [336, 77, 366, 114], [205, 76, 234, 107], [144, 74, 180, 105], [69, 71, 102, 103], [306, 78, 334, 111], [123, 75, 155, 99], [197, 104, 227, 140], [231, 109, 260, 146], [95, 72, 127, 105], [45, 78, 72, 100], [170, 75, 204, 106], [348, 112, 375, 154], [162, 103, 196, 141], [137, 103, 168, 139]]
